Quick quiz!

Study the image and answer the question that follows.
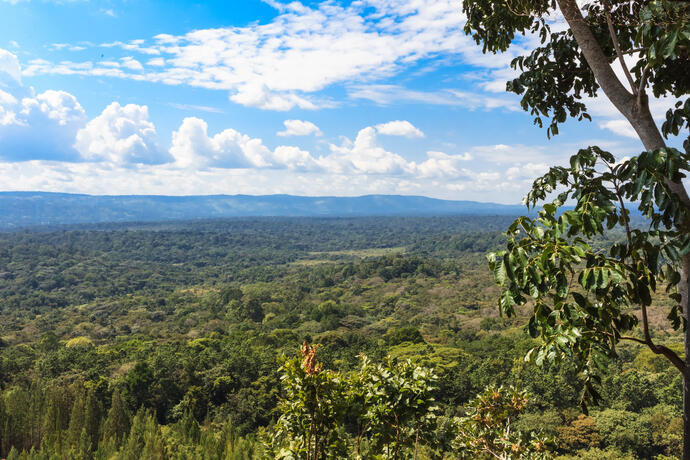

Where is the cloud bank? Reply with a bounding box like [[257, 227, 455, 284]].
[[21, 0, 508, 110]]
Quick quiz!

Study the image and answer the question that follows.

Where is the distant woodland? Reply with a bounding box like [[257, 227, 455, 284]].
[[0, 217, 682, 459]]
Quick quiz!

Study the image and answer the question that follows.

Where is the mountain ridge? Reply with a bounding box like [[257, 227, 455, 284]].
[[0, 191, 529, 228]]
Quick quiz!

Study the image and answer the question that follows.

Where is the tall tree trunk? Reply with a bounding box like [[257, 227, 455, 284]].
[[682, 253, 690, 460], [555, 0, 690, 458]]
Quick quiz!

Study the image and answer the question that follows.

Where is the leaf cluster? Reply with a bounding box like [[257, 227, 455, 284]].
[[488, 145, 690, 406]]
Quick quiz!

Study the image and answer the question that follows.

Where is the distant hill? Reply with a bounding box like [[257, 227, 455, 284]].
[[0, 191, 529, 228]]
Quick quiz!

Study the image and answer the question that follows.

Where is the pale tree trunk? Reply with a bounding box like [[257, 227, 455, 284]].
[[555, 0, 690, 458]]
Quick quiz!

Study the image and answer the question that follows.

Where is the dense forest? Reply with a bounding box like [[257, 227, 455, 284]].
[[0, 216, 683, 459]]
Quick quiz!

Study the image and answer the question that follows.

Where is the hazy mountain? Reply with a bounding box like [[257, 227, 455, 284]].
[[0, 192, 529, 228]]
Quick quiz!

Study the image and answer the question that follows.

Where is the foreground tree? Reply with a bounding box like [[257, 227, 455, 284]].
[[454, 385, 551, 459], [462, 0, 690, 457]]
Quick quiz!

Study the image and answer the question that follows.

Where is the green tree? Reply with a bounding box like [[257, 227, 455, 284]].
[[83, 388, 102, 452], [461, 0, 690, 456], [557, 414, 601, 453], [124, 361, 154, 411], [67, 389, 86, 450], [453, 385, 551, 459], [356, 356, 439, 460], [102, 388, 131, 447], [271, 342, 348, 460]]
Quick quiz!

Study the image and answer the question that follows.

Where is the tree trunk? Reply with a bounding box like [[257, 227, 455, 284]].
[[685, 340, 690, 460], [682, 254, 690, 460], [555, 1, 690, 458]]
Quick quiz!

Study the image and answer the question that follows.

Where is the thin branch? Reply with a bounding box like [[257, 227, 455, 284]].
[[601, 330, 686, 373], [637, 63, 650, 107], [623, 47, 644, 55], [600, 329, 647, 345], [604, 5, 637, 95], [640, 303, 653, 343], [606, 162, 633, 246], [505, 0, 532, 17], [619, 335, 648, 345], [638, 289, 686, 373]]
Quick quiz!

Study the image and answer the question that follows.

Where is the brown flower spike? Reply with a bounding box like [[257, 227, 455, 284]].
[[301, 341, 322, 376]]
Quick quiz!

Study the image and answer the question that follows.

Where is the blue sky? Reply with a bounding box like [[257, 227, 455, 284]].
[[0, 0, 661, 202]]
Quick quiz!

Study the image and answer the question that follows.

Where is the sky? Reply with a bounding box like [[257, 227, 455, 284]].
[[0, 0, 672, 203]]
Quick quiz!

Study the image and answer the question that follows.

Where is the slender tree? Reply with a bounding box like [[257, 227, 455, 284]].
[[102, 388, 131, 447], [462, 0, 690, 456]]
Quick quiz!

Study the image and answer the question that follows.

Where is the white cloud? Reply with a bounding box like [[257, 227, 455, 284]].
[[0, 156, 543, 203], [465, 144, 551, 165], [21, 0, 497, 110], [349, 84, 519, 111], [325, 126, 412, 175], [375, 120, 424, 138], [100, 40, 161, 56], [0, 41, 602, 204], [599, 119, 637, 139], [415, 151, 473, 178], [0, 87, 86, 162], [169, 103, 224, 113], [0, 49, 171, 165], [147, 57, 166, 67], [273, 145, 321, 171], [75, 102, 171, 165], [229, 83, 318, 111], [505, 162, 549, 181], [170, 117, 323, 171], [120, 57, 143, 71], [49, 43, 87, 52], [277, 119, 322, 137], [170, 117, 260, 169], [0, 48, 22, 90]]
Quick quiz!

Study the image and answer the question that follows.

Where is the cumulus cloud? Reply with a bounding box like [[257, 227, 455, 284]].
[[415, 151, 473, 178], [170, 117, 264, 169], [375, 120, 424, 138], [170, 117, 323, 171], [273, 145, 321, 171], [75, 102, 171, 165], [599, 119, 638, 139], [0, 89, 86, 162], [277, 119, 322, 137], [0, 48, 172, 165], [325, 126, 412, 175], [0, 47, 570, 202]]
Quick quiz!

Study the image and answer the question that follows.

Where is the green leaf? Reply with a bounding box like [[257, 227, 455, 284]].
[[494, 258, 508, 285]]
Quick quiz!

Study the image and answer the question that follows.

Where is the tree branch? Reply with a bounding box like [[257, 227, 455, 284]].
[[639, 303, 686, 374], [556, 0, 633, 115], [605, 5, 637, 95], [619, 335, 648, 345], [637, 63, 650, 106], [601, 329, 686, 374], [557, 0, 690, 214], [607, 163, 633, 245]]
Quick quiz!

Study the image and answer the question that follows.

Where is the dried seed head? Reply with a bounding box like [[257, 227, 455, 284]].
[[301, 341, 322, 376]]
